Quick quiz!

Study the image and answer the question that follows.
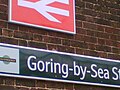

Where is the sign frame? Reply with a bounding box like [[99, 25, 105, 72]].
[[8, 0, 76, 34], [0, 43, 120, 88]]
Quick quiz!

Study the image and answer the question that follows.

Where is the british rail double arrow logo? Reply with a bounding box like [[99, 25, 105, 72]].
[[9, 0, 76, 34]]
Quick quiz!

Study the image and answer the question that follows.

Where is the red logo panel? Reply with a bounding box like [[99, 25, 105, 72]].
[[9, 0, 76, 34]]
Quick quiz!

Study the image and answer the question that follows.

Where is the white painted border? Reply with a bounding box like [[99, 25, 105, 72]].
[[0, 43, 120, 88], [8, 0, 76, 34], [9, 0, 12, 22]]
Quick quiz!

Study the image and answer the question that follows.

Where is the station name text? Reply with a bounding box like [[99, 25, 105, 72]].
[[27, 55, 120, 81]]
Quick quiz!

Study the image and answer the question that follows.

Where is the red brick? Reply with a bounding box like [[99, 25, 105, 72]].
[[19, 25, 30, 32], [64, 83, 73, 90], [109, 8, 118, 15], [47, 44, 57, 51], [33, 34, 42, 42], [95, 18, 111, 26], [94, 4, 109, 13], [76, 20, 82, 28], [85, 16, 95, 23], [0, 21, 7, 28], [56, 33, 74, 39], [110, 21, 120, 29], [76, 7, 81, 14], [36, 80, 45, 88], [83, 22, 97, 30], [96, 45, 112, 52], [112, 47, 120, 54], [1, 37, 18, 45], [109, 34, 118, 41], [108, 54, 120, 60], [76, 28, 86, 35], [76, 1, 85, 8], [74, 34, 85, 42], [84, 36, 97, 43], [16, 78, 35, 87], [88, 43, 96, 50], [97, 38, 105, 45], [14, 31, 33, 40], [0, 85, 15, 90], [28, 41, 47, 49], [105, 1, 120, 9], [105, 27, 120, 35], [74, 84, 92, 90], [95, 32, 109, 39], [18, 39, 27, 46], [62, 39, 71, 46], [28, 28, 48, 35], [44, 36, 61, 44], [5, 77, 15, 86], [8, 23, 19, 30], [84, 50, 99, 57], [70, 40, 88, 49], [57, 45, 74, 53], [0, 77, 4, 85], [118, 36, 120, 41], [98, 52, 107, 58], [2, 29, 14, 37], [0, 12, 7, 20], [0, 0, 8, 5], [45, 81, 64, 89], [95, 24, 105, 32], [105, 40, 119, 47], [0, 5, 7, 13], [86, 30, 95, 36], [85, 2, 94, 9], [82, 8, 97, 17], [75, 48, 84, 55], [76, 14, 86, 21]]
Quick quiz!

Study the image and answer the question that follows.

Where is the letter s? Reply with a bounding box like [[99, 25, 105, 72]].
[[91, 64, 97, 78], [112, 67, 118, 80]]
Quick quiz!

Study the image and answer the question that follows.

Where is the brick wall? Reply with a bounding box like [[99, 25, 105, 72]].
[[0, 0, 120, 90]]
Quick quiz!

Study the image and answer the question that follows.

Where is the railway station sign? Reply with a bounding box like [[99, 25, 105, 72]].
[[0, 43, 120, 88], [9, 0, 76, 34]]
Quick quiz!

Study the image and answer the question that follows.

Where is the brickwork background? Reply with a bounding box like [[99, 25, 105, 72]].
[[0, 0, 120, 90]]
